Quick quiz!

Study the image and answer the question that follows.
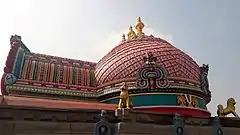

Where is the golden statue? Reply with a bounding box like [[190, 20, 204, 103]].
[[177, 95, 187, 106], [177, 94, 198, 107], [118, 82, 133, 109], [127, 26, 136, 40], [217, 97, 239, 118], [135, 17, 145, 36]]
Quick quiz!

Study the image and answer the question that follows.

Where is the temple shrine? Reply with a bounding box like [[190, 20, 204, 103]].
[[0, 17, 239, 135]]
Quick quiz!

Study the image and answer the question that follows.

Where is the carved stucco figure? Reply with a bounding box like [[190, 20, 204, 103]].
[[217, 97, 239, 118], [118, 82, 133, 109]]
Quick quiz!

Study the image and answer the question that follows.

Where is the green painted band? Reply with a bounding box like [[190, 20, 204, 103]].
[[102, 94, 207, 110]]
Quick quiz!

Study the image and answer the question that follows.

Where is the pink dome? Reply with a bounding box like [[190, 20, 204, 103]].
[[95, 36, 200, 86]]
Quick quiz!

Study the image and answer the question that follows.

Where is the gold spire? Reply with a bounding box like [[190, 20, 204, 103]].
[[122, 34, 126, 42], [135, 17, 145, 36], [127, 26, 136, 40]]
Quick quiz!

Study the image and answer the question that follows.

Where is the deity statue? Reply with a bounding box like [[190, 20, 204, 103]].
[[118, 82, 133, 109], [199, 64, 211, 96], [10, 35, 22, 45], [135, 17, 145, 36], [127, 26, 136, 40], [217, 97, 239, 118]]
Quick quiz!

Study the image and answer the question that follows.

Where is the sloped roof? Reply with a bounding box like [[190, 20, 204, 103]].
[[0, 95, 117, 110]]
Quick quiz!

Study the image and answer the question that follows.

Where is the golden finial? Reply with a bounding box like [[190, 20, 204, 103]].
[[127, 26, 136, 40], [122, 34, 126, 42], [135, 17, 145, 36], [217, 97, 239, 118]]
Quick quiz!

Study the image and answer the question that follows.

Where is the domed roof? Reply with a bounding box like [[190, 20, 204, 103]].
[[95, 35, 200, 86]]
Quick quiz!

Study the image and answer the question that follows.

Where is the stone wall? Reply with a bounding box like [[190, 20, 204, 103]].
[[0, 121, 240, 135], [0, 106, 239, 135]]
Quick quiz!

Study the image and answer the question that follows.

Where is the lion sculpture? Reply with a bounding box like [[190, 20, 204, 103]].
[[118, 82, 133, 109], [217, 97, 239, 118]]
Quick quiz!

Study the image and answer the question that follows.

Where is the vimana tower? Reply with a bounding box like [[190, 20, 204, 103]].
[[0, 17, 239, 135]]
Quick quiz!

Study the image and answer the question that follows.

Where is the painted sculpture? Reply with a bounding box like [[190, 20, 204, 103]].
[[127, 26, 136, 40], [118, 82, 133, 109], [135, 17, 145, 36], [136, 52, 169, 89], [122, 34, 126, 42], [217, 97, 239, 118], [200, 64, 211, 97], [10, 35, 22, 45], [177, 94, 198, 108]]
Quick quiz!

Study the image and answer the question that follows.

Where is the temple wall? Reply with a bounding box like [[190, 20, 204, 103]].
[[0, 121, 239, 135], [117, 123, 240, 135], [0, 106, 239, 135]]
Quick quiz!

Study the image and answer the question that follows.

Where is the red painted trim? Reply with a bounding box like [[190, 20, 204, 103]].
[[30, 53, 97, 68], [136, 106, 211, 117], [0, 95, 117, 110], [4, 42, 19, 73], [16, 79, 96, 91], [1, 73, 7, 95], [95, 36, 200, 86]]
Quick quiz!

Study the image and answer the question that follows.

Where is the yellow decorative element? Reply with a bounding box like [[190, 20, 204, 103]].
[[127, 26, 136, 40], [122, 34, 126, 42], [177, 94, 198, 107], [177, 95, 187, 106], [118, 82, 133, 109], [135, 17, 145, 36], [217, 97, 239, 118]]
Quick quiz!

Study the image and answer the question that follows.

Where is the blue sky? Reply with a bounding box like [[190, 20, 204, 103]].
[[0, 0, 239, 115]]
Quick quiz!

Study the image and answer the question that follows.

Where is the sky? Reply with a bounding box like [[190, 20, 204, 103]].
[[0, 0, 239, 116]]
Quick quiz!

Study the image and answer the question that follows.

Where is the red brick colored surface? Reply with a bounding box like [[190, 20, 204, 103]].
[[136, 106, 211, 116], [95, 37, 200, 86], [0, 95, 117, 110]]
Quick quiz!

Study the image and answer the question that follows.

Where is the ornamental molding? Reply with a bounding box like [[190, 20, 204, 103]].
[[136, 52, 169, 89]]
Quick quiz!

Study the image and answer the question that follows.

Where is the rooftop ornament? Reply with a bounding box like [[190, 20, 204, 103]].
[[127, 26, 136, 40], [135, 17, 145, 36], [121, 34, 126, 42], [124, 16, 145, 40], [217, 97, 239, 118], [10, 35, 22, 45]]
